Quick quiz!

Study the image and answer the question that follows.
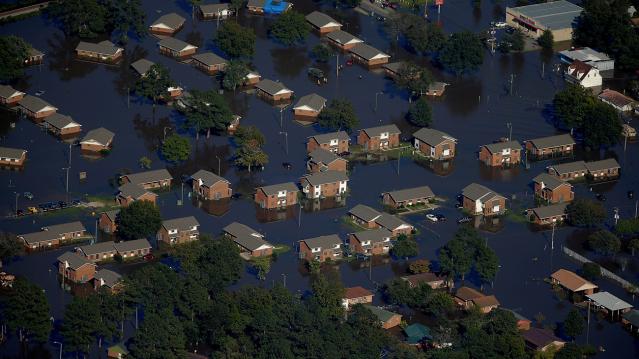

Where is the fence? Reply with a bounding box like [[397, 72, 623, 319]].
[[562, 246, 636, 291]]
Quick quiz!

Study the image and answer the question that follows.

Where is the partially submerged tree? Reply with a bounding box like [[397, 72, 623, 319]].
[[587, 230, 621, 256], [162, 134, 191, 163], [391, 234, 419, 258], [4, 278, 52, 344], [538, 29, 554, 50], [215, 21, 256, 59], [183, 90, 234, 138], [438, 31, 484, 75], [116, 200, 162, 240], [406, 97, 432, 127], [270, 10, 310, 45], [135, 64, 175, 106], [567, 199, 606, 227], [0, 35, 30, 82], [234, 126, 268, 172], [311, 43, 333, 63], [317, 99, 359, 132], [222, 60, 250, 91]]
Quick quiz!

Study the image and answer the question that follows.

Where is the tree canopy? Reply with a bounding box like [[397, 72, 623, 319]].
[[0, 35, 30, 82], [567, 199, 606, 227], [183, 89, 234, 138], [2, 278, 51, 343], [270, 10, 310, 45], [115, 200, 162, 240], [563, 308, 585, 340], [386, 14, 446, 53], [587, 230, 621, 255], [317, 99, 359, 132], [390, 234, 419, 258], [406, 97, 432, 127], [135, 64, 175, 105], [215, 21, 256, 59], [0, 231, 22, 267], [222, 60, 250, 91], [396, 62, 433, 98], [438, 31, 484, 75], [439, 227, 499, 285], [234, 126, 268, 172], [538, 30, 554, 50], [162, 134, 191, 163]]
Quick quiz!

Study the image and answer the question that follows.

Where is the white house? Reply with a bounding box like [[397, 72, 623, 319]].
[[565, 60, 602, 88]]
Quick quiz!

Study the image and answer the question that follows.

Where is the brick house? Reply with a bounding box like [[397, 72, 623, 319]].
[[44, 113, 82, 137], [80, 127, 114, 152], [326, 30, 364, 51], [525, 134, 575, 159], [357, 124, 401, 151], [461, 183, 506, 216], [20, 221, 87, 250], [131, 58, 155, 77], [349, 228, 392, 255], [454, 287, 500, 313], [382, 186, 435, 209], [58, 252, 96, 283], [75, 40, 123, 63], [348, 204, 382, 228], [299, 234, 342, 262], [293, 93, 326, 121], [93, 269, 123, 293], [300, 170, 349, 199], [401, 272, 450, 290], [121, 169, 173, 190], [307, 148, 348, 173], [99, 210, 119, 234], [24, 47, 44, 65], [584, 158, 620, 181], [191, 52, 227, 75], [116, 183, 158, 207], [546, 161, 587, 181], [255, 79, 294, 102], [149, 13, 185, 35], [364, 305, 402, 329], [191, 169, 232, 200], [523, 328, 566, 353], [479, 140, 522, 166], [342, 286, 374, 309], [113, 239, 152, 260], [305, 11, 342, 34], [223, 222, 274, 257], [550, 269, 598, 295], [375, 214, 414, 237], [0, 85, 25, 106], [157, 216, 200, 245], [349, 43, 390, 67], [0, 147, 27, 167], [255, 182, 299, 209], [528, 203, 569, 226], [18, 95, 57, 121], [413, 128, 457, 160], [158, 37, 198, 59], [76, 241, 117, 262], [307, 131, 350, 154], [199, 3, 234, 19], [533, 173, 574, 203]]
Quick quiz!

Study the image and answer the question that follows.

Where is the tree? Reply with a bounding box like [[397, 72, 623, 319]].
[[107, 0, 147, 43], [554, 343, 597, 359], [3, 278, 51, 343], [183, 90, 234, 138], [588, 230, 621, 255], [235, 125, 266, 148], [215, 21, 256, 59], [222, 60, 250, 91], [581, 262, 601, 280], [396, 62, 432, 97], [317, 99, 359, 132], [234, 126, 268, 172], [270, 11, 310, 45], [538, 29, 554, 49], [115, 200, 162, 240], [475, 245, 499, 287], [0, 231, 21, 267], [135, 64, 175, 106], [311, 43, 333, 63], [46, 0, 108, 38], [128, 309, 186, 359], [60, 296, 100, 355], [439, 238, 473, 280], [438, 31, 484, 75], [614, 218, 639, 237], [310, 274, 345, 319], [463, 309, 526, 359], [629, 238, 639, 256], [139, 156, 152, 169], [251, 257, 271, 280], [391, 234, 419, 258], [0, 36, 29, 82], [229, 0, 246, 15], [162, 134, 191, 162], [563, 308, 585, 340], [406, 98, 432, 127], [408, 259, 430, 274], [553, 85, 595, 130], [582, 102, 622, 148], [567, 199, 606, 227]]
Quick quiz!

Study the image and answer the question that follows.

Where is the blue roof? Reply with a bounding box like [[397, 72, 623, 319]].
[[404, 323, 431, 344], [264, 0, 290, 14]]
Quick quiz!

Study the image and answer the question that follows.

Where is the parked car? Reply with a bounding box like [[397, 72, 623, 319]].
[[346, 58, 353, 66], [143, 253, 155, 261], [71, 199, 81, 206], [58, 201, 68, 208], [27, 207, 38, 214], [457, 216, 472, 224], [455, 203, 463, 209], [282, 162, 293, 170], [435, 214, 447, 221], [308, 67, 324, 79], [426, 214, 438, 222]]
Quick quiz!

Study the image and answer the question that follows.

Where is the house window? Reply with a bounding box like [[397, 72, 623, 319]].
[[277, 190, 286, 197], [380, 132, 389, 139], [330, 139, 338, 146], [492, 205, 500, 213], [311, 247, 321, 253]]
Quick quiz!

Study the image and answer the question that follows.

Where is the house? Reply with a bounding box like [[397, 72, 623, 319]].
[[307, 131, 350, 154], [342, 286, 374, 309], [113, 239, 152, 259], [357, 124, 401, 151], [191, 52, 227, 74], [158, 216, 200, 245], [364, 305, 402, 329], [131, 58, 155, 76], [559, 47, 614, 71], [255, 79, 294, 101], [598, 89, 635, 112], [472, 295, 501, 313], [24, 47, 44, 65], [191, 169, 232, 200], [523, 328, 566, 352], [116, 183, 158, 207], [99, 210, 119, 234], [533, 173, 574, 203], [80, 127, 114, 152], [565, 60, 602, 88], [20, 222, 87, 250], [348, 204, 382, 228], [44, 113, 82, 137], [242, 71, 261, 86], [298, 234, 342, 262], [120, 169, 173, 190], [149, 13, 185, 35], [504, 309, 532, 331], [305, 11, 342, 34], [293, 93, 326, 120], [382, 62, 404, 79], [479, 140, 522, 166], [228, 114, 241, 134], [57, 252, 96, 283], [307, 148, 348, 173], [528, 203, 569, 226], [0, 85, 25, 106], [0, 147, 27, 167], [247, 0, 292, 14], [551, 269, 598, 295], [404, 323, 431, 345], [76, 241, 117, 262], [158, 37, 198, 59], [584, 158, 620, 180], [425, 82, 448, 96], [461, 183, 506, 216], [75, 40, 123, 63], [525, 133, 575, 159], [349, 43, 390, 67], [199, 3, 234, 19], [413, 128, 457, 160], [223, 222, 274, 257], [622, 310, 639, 334], [401, 272, 450, 290], [375, 213, 414, 237], [18, 95, 57, 120], [547, 161, 587, 181], [349, 228, 392, 255], [454, 287, 499, 313], [94, 269, 123, 292], [300, 170, 349, 199], [382, 186, 435, 209], [326, 30, 364, 51], [107, 344, 129, 359], [586, 291, 633, 318], [255, 182, 299, 209]]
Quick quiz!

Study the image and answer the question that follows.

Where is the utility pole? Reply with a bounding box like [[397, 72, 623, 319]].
[[506, 122, 512, 141], [634, 200, 638, 219], [279, 131, 288, 155], [282, 273, 286, 287], [614, 207, 620, 225], [397, 151, 400, 175], [68, 143, 72, 167], [62, 167, 70, 201], [335, 53, 339, 77], [374, 92, 383, 112], [510, 74, 514, 95], [551, 222, 555, 251], [541, 62, 545, 79], [14, 192, 19, 216], [95, 219, 98, 244], [298, 202, 302, 228], [586, 301, 591, 344], [279, 104, 289, 128], [127, 87, 130, 108], [216, 155, 221, 175], [369, 256, 372, 280]]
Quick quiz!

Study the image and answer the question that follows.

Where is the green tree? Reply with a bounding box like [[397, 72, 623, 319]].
[[310, 274, 345, 319], [229, 0, 246, 15], [135, 64, 175, 106], [115, 200, 162, 240], [129, 309, 186, 359], [582, 102, 622, 148], [183, 89, 233, 138], [439, 238, 473, 280], [107, 0, 147, 43], [463, 309, 526, 359], [408, 259, 430, 274], [475, 244, 499, 287], [563, 308, 585, 340], [234, 125, 266, 147], [60, 295, 100, 355], [234, 126, 268, 172], [176, 236, 243, 291], [94, 289, 123, 347], [251, 257, 272, 280], [0, 231, 22, 267], [567, 199, 606, 227], [426, 291, 455, 318], [538, 29, 554, 49], [587, 230, 621, 255], [396, 62, 432, 97], [502, 29, 524, 52], [46, 0, 109, 38], [270, 10, 310, 45], [0, 36, 29, 82], [438, 31, 484, 75], [222, 60, 250, 91], [311, 43, 333, 63], [581, 262, 601, 280], [553, 84, 595, 130], [391, 234, 419, 258], [629, 238, 639, 256], [554, 343, 597, 359], [138, 156, 152, 169], [215, 21, 256, 59], [162, 134, 191, 162], [615, 218, 639, 236], [317, 99, 359, 132], [406, 98, 432, 127], [4, 278, 52, 343]]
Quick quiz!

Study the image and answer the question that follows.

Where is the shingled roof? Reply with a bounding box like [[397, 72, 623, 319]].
[[0, 147, 26, 160], [58, 252, 95, 270], [412, 128, 456, 146], [349, 43, 390, 61], [350, 228, 392, 244], [301, 234, 342, 250], [305, 11, 341, 28], [192, 52, 227, 66], [293, 93, 326, 112], [118, 183, 152, 199], [19, 95, 56, 113], [76, 40, 122, 56], [162, 216, 199, 231], [348, 204, 382, 222], [150, 12, 186, 30], [584, 158, 620, 172], [131, 58, 155, 76], [81, 127, 114, 146], [308, 148, 342, 165], [360, 124, 400, 138], [484, 140, 522, 153], [191, 169, 229, 187], [326, 30, 362, 45], [384, 186, 435, 202], [301, 170, 348, 186], [310, 131, 350, 144], [45, 113, 80, 130], [122, 169, 172, 185], [527, 133, 575, 149], [158, 37, 197, 52], [113, 238, 152, 253], [462, 183, 504, 202], [258, 182, 299, 196], [255, 79, 292, 96], [530, 203, 568, 220], [532, 173, 569, 190]]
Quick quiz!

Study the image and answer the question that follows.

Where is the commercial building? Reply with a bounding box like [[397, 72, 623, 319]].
[[506, 1, 583, 42], [559, 47, 614, 71]]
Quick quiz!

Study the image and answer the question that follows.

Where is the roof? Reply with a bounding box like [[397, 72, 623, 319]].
[[472, 295, 500, 308], [223, 222, 263, 239], [45, 113, 79, 130], [78, 241, 116, 256], [247, 0, 264, 8], [349, 43, 390, 61], [95, 269, 122, 288], [102, 210, 119, 222], [158, 37, 197, 52], [598, 89, 635, 109], [348, 204, 382, 222], [301, 234, 341, 249], [308, 148, 341, 165], [162, 216, 199, 231], [305, 11, 341, 28], [382, 62, 404, 74], [344, 286, 373, 299], [150, 12, 185, 30], [81, 127, 114, 146], [28, 47, 43, 57], [547, 161, 586, 175], [364, 305, 400, 323], [428, 82, 448, 92], [302, 170, 349, 186], [255, 79, 292, 96], [531, 203, 569, 219], [413, 128, 456, 146], [376, 214, 411, 231], [113, 238, 152, 253], [623, 309, 639, 327], [75, 40, 121, 56], [560, 47, 612, 63], [507, 0, 583, 30], [551, 269, 598, 292], [118, 183, 152, 199], [199, 3, 230, 14], [0, 84, 24, 99], [401, 272, 446, 287], [523, 328, 564, 349], [58, 252, 94, 270], [384, 186, 435, 202], [258, 182, 299, 196], [462, 183, 504, 202], [361, 124, 401, 138], [192, 52, 227, 66], [233, 235, 273, 252], [587, 291, 633, 311], [123, 169, 173, 185], [191, 169, 229, 187], [533, 172, 569, 190], [455, 286, 484, 301], [527, 133, 575, 149], [21, 222, 87, 245], [584, 158, 620, 172], [19, 95, 55, 113], [483, 140, 522, 153], [131, 58, 155, 76], [326, 30, 362, 45], [404, 323, 431, 344], [0, 147, 26, 160], [263, 0, 291, 14], [350, 228, 392, 244], [309, 131, 350, 144], [293, 93, 326, 112], [567, 60, 596, 81]]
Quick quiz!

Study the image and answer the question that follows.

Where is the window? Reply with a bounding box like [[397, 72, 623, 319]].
[[492, 205, 500, 212], [277, 190, 286, 197], [311, 247, 321, 253], [330, 139, 338, 146]]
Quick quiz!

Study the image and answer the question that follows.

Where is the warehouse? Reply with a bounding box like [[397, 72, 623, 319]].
[[505, 0, 583, 42]]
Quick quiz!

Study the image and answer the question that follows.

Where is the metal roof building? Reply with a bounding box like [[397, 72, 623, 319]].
[[506, 0, 583, 42]]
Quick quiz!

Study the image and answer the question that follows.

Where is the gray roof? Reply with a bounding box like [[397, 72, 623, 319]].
[[533, 173, 568, 190], [560, 47, 612, 63], [19, 95, 55, 112], [348, 204, 382, 222], [234, 235, 273, 251], [310, 131, 350, 144], [95, 269, 122, 288], [302, 170, 349, 186], [0, 147, 26, 160], [531, 203, 568, 219], [462, 183, 504, 201], [113, 238, 152, 253], [302, 234, 342, 249], [255, 79, 292, 95], [150, 12, 185, 30], [508, 0, 582, 30], [308, 148, 341, 165], [305, 11, 341, 28], [223, 222, 272, 251], [45, 113, 79, 130], [326, 30, 362, 45], [78, 241, 116, 256], [584, 158, 620, 172], [199, 3, 230, 14], [547, 161, 586, 175], [28, 47, 43, 57], [382, 62, 404, 73], [294, 93, 326, 112], [158, 37, 196, 52], [191, 169, 229, 187], [413, 128, 456, 146], [527, 133, 575, 149], [162, 216, 200, 231], [118, 183, 151, 199], [361, 124, 401, 138], [587, 291, 633, 311], [75, 40, 121, 56], [58, 252, 94, 270], [484, 140, 522, 153], [351, 228, 392, 244], [20, 231, 57, 245], [384, 186, 435, 202], [349, 43, 389, 61], [623, 310, 639, 328], [428, 82, 448, 92], [81, 127, 114, 146], [0, 84, 23, 98], [123, 169, 173, 185], [21, 222, 86, 245], [131, 58, 155, 76], [258, 182, 299, 196], [376, 214, 410, 231], [192, 52, 227, 66], [247, 0, 265, 7]]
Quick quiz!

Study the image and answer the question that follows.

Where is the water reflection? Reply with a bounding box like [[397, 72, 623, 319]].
[[132, 114, 172, 152], [47, 33, 98, 81], [192, 196, 231, 216], [256, 205, 296, 223], [478, 162, 522, 182], [444, 78, 482, 117], [0, 108, 20, 137], [413, 157, 456, 176], [111, 45, 149, 97], [167, 140, 231, 179], [271, 47, 311, 79], [302, 196, 347, 212], [185, 30, 204, 47]]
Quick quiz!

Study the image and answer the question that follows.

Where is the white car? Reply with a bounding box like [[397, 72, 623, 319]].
[[426, 214, 438, 222], [494, 22, 508, 28]]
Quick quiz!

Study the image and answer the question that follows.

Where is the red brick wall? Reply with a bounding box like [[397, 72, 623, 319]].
[[306, 138, 349, 154], [255, 188, 298, 209], [0, 152, 26, 166], [194, 181, 232, 200], [99, 214, 117, 233], [358, 132, 399, 151], [302, 179, 345, 199], [479, 147, 521, 166]]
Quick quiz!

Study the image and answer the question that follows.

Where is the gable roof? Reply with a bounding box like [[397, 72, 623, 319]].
[[301, 170, 348, 186], [472, 295, 500, 308], [364, 305, 400, 323], [531, 203, 568, 219], [102, 210, 119, 222], [623, 309, 639, 327], [45, 113, 80, 130], [123, 169, 172, 185], [255, 79, 292, 96], [344, 286, 373, 299], [158, 37, 197, 52], [462, 183, 504, 202], [199, 3, 230, 14], [349, 43, 390, 61], [523, 328, 564, 349], [131, 58, 155, 76], [348, 204, 382, 222], [162, 216, 199, 231], [350, 228, 392, 244], [258, 182, 299, 196], [223, 222, 263, 239], [483, 140, 522, 153], [192, 52, 227, 66], [95, 269, 122, 288], [58, 251, 95, 270], [113, 238, 152, 253], [598, 89, 635, 108], [191, 169, 229, 187], [308, 148, 342, 165], [78, 241, 116, 256], [551, 269, 598, 292], [19, 95, 56, 113], [587, 291, 633, 311], [455, 286, 484, 301], [0, 147, 26, 160], [384, 186, 435, 202], [20, 222, 86, 245], [76, 40, 122, 56], [382, 62, 404, 74], [584, 158, 620, 172], [309, 131, 350, 144], [361, 124, 401, 138], [326, 30, 363, 45], [293, 93, 326, 112], [527, 133, 575, 149], [81, 127, 114, 146], [401, 272, 446, 287], [0, 84, 24, 99], [375, 214, 411, 231], [118, 183, 153, 199], [301, 234, 342, 249], [150, 12, 185, 30], [547, 161, 586, 175], [568, 60, 596, 81], [305, 11, 341, 28], [533, 173, 569, 190], [412, 128, 456, 146]]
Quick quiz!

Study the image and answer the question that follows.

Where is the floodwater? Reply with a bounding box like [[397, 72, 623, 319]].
[[1, 0, 638, 357]]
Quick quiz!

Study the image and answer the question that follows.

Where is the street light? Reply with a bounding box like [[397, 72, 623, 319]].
[[374, 91, 384, 112], [215, 155, 221, 175], [53, 341, 62, 359], [279, 131, 288, 155]]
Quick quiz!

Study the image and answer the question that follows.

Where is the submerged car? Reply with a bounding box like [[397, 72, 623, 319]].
[[426, 214, 438, 222], [457, 216, 472, 224]]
